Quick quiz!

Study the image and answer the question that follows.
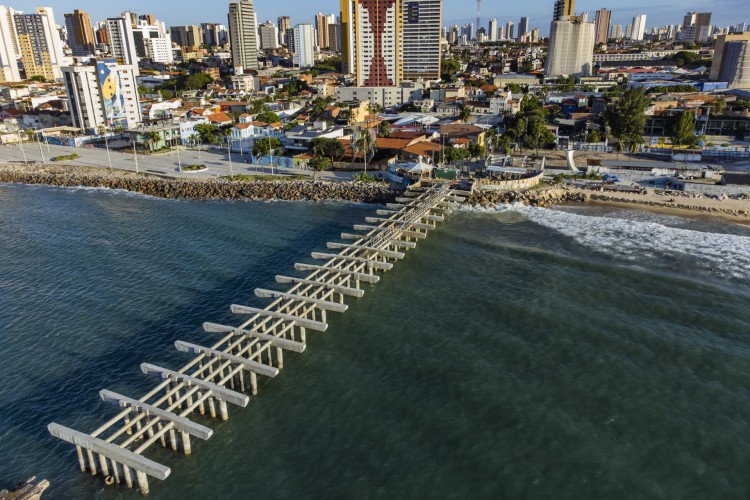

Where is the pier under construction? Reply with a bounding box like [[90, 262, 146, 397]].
[[48, 182, 468, 494]]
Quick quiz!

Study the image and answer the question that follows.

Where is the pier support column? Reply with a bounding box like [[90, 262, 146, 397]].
[[169, 428, 178, 452], [136, 471, 149, 495], [87, 450, 97, 476], [208, 397, 217, 419], [98, 454, 110, 477], [219, 400, 229, 421], [250, 372, 258, 396], [76, 446, 86, 472], [276, 347, 284, 369], [123, 465, 133, 489], [181, 432, 191, 455]]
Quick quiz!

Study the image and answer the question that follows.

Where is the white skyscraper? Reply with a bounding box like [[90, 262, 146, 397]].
[[106, 14, 139, 68], [293, 23, 315, 68], [258, 20, 279, 50], [488, 19, 498, 42], [0, 5, 21, 82], [630, 14, 647, 41], [402, 0, 442, 81], [228, 0, 259, 73], [546, 18, 595, 76]]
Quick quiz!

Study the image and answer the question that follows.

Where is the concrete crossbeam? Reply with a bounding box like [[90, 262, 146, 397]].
[[294, 263, 380, 283], [174, 341, 280, 378], [140, 363, 250, 407], [326, 242, 405, 259], [275, 275, 365, 298], [48, 423, 171, 481], [254, 288, 349, 313], [230, 304, 329, 331], [202, 323, 307, 352], [364, 218, 434, 231], [99, 390, 213, 440], [311, 253, 394, 271]]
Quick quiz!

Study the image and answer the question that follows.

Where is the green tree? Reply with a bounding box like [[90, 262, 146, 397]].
[[602, 88, 650, 152], [28, 75, 46, 83], [444, 147, 469, 164], [459, 106, 472, 123], [556, 76, 575, 92], [309, 137, 344, 164], [194, 123, 222, 145], [506, 83, 523, 94], [253, 137, 283, 157], [308, 156, 330, 179], [468, 143, 486, 159], [377, 120, 392, 138], [441, 59, 461, 81], [669, 111, 698, 146], [255, 111, 280, 124], [587, 130, 601, 143], [669, 51, 702, 67]]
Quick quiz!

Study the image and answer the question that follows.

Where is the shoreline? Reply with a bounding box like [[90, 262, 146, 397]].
[[2, 163, 749, 221]]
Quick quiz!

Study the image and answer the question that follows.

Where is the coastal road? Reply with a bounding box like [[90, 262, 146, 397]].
[[0, 142, 357, 182]]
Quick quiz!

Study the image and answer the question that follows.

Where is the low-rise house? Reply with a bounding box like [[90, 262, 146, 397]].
[[285, 124, 345, 153], [229, 115, 284, 152]]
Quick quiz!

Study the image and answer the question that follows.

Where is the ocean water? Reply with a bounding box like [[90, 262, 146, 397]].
[[1, 183, 750, 499]]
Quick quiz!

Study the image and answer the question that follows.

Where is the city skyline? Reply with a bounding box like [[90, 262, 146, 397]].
[[4, 0, 748, 36]]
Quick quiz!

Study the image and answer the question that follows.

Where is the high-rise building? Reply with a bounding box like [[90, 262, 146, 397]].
[[506, 21, 514, 41], [498, 26, 504, 40], [553, 0, 575, 22], [341, 0, 403, 87], [610, 24, 623, 40], [258, 20, 279, 50], [133, 18, 173, 64], [293, 23, 315, 68], [106, 14, 139, 68], [202, 23, 228, 46], [594, 9, 611, 45], [488, 19, 498, 42], [63, 59, 142, 132], [170, 26, 202, 49], [402, 0, 442, 81], [717, 40, 750, 88], [315, 13, 335, 49], [228, 0, 259, 73], [546, 18, 595, 76], [328, 22, 342, 52], [682, 12, 712, 43], [518, 17, 529, 41], [710, 32, 750, 82], [14, 7, 66, 81], [449, 25, 459, 45], [630, 14, 647, 41], [0, 6, 21, 82], [64, 10, 96, 57], [277, 16, 291, 46]]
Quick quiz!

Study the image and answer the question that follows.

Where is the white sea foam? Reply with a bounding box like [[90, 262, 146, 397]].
[[508, 204, 750, 280]]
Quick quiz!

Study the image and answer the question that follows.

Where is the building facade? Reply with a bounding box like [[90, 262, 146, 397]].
[[14, 7, 66, 81], [258, 21, 279, 50], [341, 0, 403, 87], [64, 9, 96, 57], [293, 24, 316, 68], [402, 0, 442, 81], [170, 26, 202, 49], [63, 60, 142, 132], [106, 15, 139, 67], [711, 32, 750, 82], [228, 0, 259, 73], [553, 0, 575, 22], [277, 16, 291, 46], [545, 19, 595, 76], [594, 9, 611, 46], [0, 6, 21, 82]]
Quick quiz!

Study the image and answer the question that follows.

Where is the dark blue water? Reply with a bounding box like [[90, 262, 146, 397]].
[[1, 184, 750, 499]]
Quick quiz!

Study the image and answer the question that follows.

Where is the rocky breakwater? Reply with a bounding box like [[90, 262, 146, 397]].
[[468, 187, 589, 207], [0, 164, 402, 204]]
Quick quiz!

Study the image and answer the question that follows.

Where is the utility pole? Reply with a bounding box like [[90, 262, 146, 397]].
[[228, 142, 234, 179], [133, 139, 139, 174]]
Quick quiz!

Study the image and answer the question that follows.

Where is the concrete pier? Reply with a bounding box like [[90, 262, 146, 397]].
[[48, 182, 467, 494]]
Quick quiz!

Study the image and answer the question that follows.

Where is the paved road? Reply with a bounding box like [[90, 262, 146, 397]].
[[0, 142, 357, 182]]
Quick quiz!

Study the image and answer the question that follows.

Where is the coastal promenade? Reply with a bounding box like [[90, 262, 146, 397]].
[[47, 182, 469, 495], [0, 142, 354, 182]]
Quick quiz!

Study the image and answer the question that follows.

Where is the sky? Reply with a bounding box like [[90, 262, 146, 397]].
[[6, 0, 748, 35]]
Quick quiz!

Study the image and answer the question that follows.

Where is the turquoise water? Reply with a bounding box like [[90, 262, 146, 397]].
[[1, 184, 750, 499]]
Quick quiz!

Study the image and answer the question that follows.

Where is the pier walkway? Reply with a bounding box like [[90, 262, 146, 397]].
[[48, 182, 469, 494]]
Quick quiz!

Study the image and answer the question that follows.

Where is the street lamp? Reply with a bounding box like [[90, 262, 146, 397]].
[[99, 125, 113, 169]]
